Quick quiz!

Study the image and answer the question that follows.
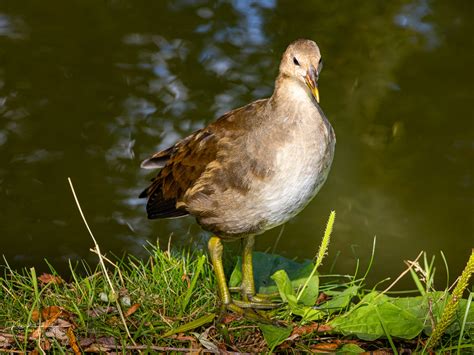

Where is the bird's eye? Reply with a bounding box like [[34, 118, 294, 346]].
[[293, 57, 300, 66]]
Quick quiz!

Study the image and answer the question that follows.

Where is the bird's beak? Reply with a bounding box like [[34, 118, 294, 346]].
[[305, 65, 320, 103]]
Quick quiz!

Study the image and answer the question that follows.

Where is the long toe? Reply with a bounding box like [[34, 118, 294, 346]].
[[223, 303, 275, 324], [233, 299, 281, 309]]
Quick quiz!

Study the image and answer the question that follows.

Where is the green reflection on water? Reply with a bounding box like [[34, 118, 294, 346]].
[[0, 0, 472, 288]]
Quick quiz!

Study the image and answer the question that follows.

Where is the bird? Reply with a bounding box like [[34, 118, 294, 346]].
[[139, 39, 335, 314]]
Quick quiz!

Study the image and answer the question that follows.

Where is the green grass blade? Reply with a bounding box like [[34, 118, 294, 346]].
[[179, 254, 206, 316], [361, 236, 376, 283], [440, 251, 450, 289], [375, 306, 398, 355], [457, 291, 472, 354], [409, 267, 426, 296], [162, 313, 215, 338]]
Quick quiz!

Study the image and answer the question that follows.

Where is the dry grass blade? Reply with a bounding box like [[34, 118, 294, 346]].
[[379, 250, 424, 295], [67, 177, 136, 346]]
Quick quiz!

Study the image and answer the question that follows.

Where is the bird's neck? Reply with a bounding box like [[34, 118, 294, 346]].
[[270, 74, 315, 110]]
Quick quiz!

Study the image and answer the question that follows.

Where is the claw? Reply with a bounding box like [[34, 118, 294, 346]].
[[223, 303, 275, 324], [233, 299, 280, 309]]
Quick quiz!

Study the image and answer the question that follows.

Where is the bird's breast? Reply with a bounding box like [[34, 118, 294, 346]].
[[190, 109, 335, 239], [255, 117, 334, 229]]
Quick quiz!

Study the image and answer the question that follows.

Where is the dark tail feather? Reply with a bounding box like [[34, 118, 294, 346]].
[[139, 187, 188, 219]]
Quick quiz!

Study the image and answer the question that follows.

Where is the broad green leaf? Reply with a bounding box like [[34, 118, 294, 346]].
[[229, 258, 243, 287], [338, 343, 365, 353], [391, 291, 446, 335], [229, 252, 313, 293], [297, 273, 319, 306], [292, 305, 324, 322], [259, 324, 292, 351], [320, 286, 359, 313], [271, 269, 323, 321], [271, 269, 295, 305], [330, 292, 424, 340]]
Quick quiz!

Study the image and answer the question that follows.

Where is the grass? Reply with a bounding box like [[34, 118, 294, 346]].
[[1, 241, 472, 352], [0, 181, 471, 352], [0, 245, 219, 352]]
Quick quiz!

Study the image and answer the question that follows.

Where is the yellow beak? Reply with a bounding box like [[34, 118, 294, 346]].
[[305, 71, 320, 103], [311, 86, 320, 103]]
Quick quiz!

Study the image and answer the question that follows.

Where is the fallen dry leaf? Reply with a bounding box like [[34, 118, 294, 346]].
[[40, 338, 51, 351], [125, 303, 140, 317], [79, 336, 95, 348], [291, 323, 320, 337], [287, 322, 333, 341], [310, 342, 339, 352], [32, 306, 71, 322], [97, 336, 117, 347], [31, 308, 63, 339], [182, 274, 191, 288], [44, 326, 69, 345], [42, 306, 63, 320], [316, 323, 332, 332], [171, 334, 195, 342], [0, 334, 12, 348], [31, 309, 41, 322], [86, 306, 115, 318], [45, 327, 69, 345], [220, 313, 241, 324], [84, 344, 109, 352], [38, 273, 64, 285], [316, 292, 330, 305], [67, 327, 81, 355]]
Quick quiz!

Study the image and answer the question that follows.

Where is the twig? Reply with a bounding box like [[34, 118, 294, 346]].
[[271, 225, 285, 254], [89, 248, 125, 287], [87, 344, 247, 353], [67, 177, 136, 346], [0, 349, 24, 354], [379, 251, 423, 295]]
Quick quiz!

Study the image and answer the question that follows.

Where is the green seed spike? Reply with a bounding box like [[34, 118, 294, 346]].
[[296, 211, 335, 302], [427, 249, 474, 350]]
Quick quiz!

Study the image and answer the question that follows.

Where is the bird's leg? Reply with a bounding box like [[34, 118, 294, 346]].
[[208, 236, 277, 313], [208, 236, 242, 314], [239, 236, 280, 306], [241, 235, 256, 300]]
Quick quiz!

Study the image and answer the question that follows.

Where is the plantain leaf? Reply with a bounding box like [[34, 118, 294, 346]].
[[330, 292, 424, 340], [229, 252, 313, 293]]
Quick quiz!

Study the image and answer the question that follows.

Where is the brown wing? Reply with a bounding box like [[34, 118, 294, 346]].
[[139, 99, 268, 220], [139, 128, 218, 219]]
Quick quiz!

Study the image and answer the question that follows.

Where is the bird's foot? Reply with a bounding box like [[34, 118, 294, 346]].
[[222, 302, 277, 325], [229, 286, 280, 308], [233, 298, 280, 309], [229, 287, 281, 308]]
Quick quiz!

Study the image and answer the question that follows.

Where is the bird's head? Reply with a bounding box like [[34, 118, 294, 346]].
[[279, 39, 323, 103]]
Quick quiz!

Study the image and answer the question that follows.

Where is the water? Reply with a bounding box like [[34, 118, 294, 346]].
[[0, 0, 472, 289]]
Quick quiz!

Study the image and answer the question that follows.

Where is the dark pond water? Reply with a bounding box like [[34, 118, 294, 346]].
[[0, 0, 472, 288]]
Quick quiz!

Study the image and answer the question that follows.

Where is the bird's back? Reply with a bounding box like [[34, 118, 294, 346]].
[[139, 99, 270, 221]]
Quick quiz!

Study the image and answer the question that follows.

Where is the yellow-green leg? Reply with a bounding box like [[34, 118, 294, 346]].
[[240, 236, 280, 305], [208, 236, 278, 312], [208, 236, 243, 314], [240, 235, 255, 300]]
